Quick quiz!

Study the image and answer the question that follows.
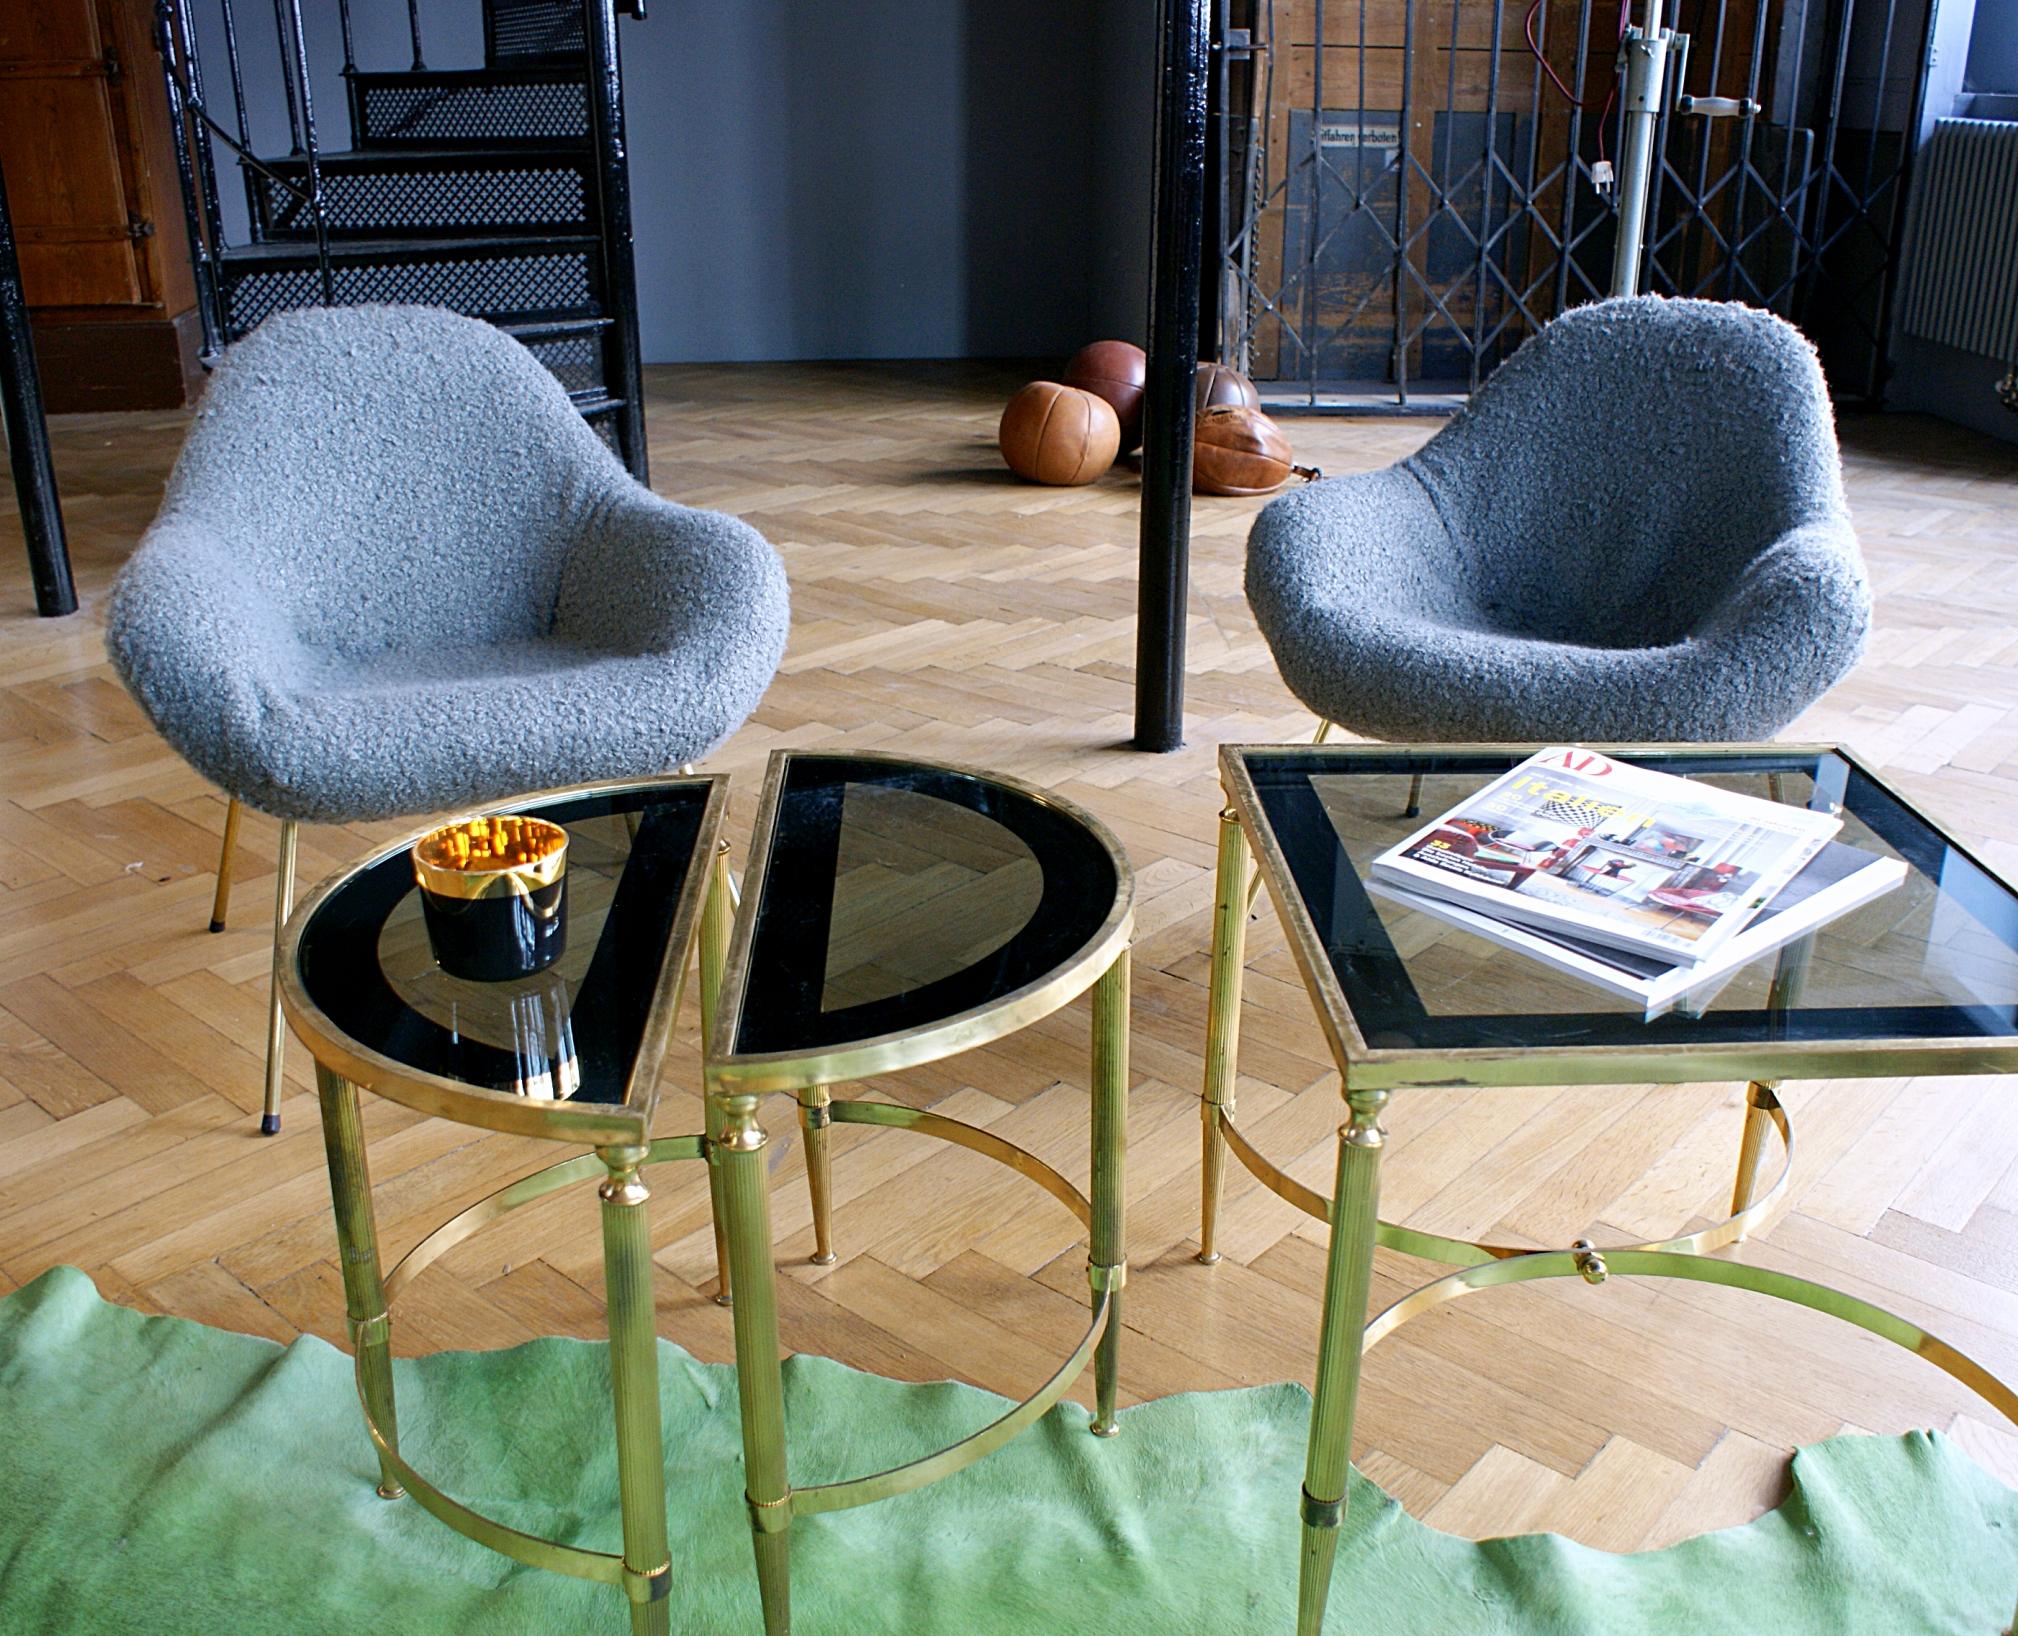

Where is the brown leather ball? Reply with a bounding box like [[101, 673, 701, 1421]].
[[1196, 361, 1261, 415], [998, 381, 1121, 486], [1063, 340, 1148, 451], [1193, 405, 1296, 496]]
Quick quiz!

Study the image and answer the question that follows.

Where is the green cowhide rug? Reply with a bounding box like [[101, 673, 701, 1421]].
[[0, 1266, 2012, 1633]]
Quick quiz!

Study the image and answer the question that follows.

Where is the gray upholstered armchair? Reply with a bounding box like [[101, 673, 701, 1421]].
[[1247, 296, 1869, 803], [107, 304, 790, 1132]]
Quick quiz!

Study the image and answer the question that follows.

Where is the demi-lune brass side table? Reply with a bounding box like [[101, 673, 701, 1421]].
[[280, 774, 728, 1636], [704, 750, 1135, 1635], [1203, 743, 2018, 1636]]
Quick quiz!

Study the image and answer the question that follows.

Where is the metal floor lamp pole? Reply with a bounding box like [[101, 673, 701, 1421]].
[[1609, 0, 1756, 298]]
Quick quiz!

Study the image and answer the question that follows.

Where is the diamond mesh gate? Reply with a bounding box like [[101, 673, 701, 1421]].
[[1212, 0, 1936, 407]]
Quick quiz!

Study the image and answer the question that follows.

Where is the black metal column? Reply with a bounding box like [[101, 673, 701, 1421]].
[[0, 163, 76, 619], [585, 0, 649, 483], [1133, 0, 1211, 752]]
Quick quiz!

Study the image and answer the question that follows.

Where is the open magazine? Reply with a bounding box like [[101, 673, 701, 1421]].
[[1370, 747, 1843, 965], [1370, 839, 1907, 1016]]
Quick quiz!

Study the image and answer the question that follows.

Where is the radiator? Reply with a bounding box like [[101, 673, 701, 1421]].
[[1898, 118, 2018, 363]]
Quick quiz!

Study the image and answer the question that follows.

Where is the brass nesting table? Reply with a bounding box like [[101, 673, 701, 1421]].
[[281, 774, 728, 1633], [1204, 743, 2018, 1636], [706, 750, 1133, 1634], [280, 754, 1133, 1635]]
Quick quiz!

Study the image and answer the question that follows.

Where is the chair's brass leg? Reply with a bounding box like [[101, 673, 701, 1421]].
[[713, 1090, 792, 1635], [798, 1085, 837, 1265], [1731, 1080, 1780, 1220], [1298, 1087, 1389, 1636], [1201, 809, 1250, 1266], [1402, 771, 1424, 820], [315, 1063, 403, 1500], [208, 797, 243, 933], [1090, 947, 1130, 1436], [262, 819, 299, 1136], [701, 840, 736, 1304], [599, 1143, 673, 1636]]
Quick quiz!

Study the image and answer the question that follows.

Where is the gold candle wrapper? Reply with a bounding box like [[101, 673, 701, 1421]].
[[413, 814, 569, 981]]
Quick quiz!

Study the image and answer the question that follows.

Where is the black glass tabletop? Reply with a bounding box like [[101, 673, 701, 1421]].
[[292, 780, 717, 1116], [721, 754, 1128, 1062], [1228, 745, 2018, 1073]]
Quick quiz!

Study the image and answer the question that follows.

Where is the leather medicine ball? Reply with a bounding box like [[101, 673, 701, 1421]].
[[998, 382, 1121, 486], [1195, 361, 1261, 415], [1063, 340, 1149, 451], [1193, 405, 1297, 496]]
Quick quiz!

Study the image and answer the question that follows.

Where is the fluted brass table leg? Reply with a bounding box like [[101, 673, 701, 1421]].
[[315, 1063, 403, 1501], [1731, 1080, 1780, 1219], [261, 819, 298, 1136], [208, 797, 242, 933], [714, 1090, 793, 1635], [1298, 1086, 1389, 1636], [1090, 948, 1130, 1436], [599, 1144, 673, 1636], [798, 1086, 837, 1265], [1200, 809, 1249, 1266], [702, 839, 735, 1305]]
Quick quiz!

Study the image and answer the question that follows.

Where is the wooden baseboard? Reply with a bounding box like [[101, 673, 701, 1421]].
[[30, 307, 204, 412]]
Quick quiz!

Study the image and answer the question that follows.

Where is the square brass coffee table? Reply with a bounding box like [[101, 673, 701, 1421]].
[[1203, 743, 2018, 1636]]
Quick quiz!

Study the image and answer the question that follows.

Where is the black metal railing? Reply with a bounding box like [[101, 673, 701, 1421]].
[[151, 0, 649, 477], [1213, 0, 1936, 407]]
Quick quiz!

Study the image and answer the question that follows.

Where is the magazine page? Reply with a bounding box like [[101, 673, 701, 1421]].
[[1370, 747, 1842, 964], [1371, 840, 1907, 1014]]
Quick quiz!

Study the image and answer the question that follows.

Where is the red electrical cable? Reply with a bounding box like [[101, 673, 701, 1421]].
[[1524, 0, 1632, 164]]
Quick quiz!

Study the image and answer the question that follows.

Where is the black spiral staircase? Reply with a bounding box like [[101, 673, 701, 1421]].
[[154, 0, 649, 478]]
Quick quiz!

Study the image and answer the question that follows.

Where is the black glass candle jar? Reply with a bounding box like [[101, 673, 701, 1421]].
[[412, 813, 569, 982]]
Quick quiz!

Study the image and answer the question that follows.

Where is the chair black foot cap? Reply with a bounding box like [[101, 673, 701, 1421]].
[[208, 919, 226, 934], [260, 1113, 281, 1136]]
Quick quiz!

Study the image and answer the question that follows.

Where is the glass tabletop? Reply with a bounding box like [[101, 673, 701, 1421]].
[[1226, 745, 2018, 1083], [291, 780, 718, 1125], [721, 754, 1128, 1063]]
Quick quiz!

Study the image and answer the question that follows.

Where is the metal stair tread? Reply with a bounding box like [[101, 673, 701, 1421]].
[[346, 64, 584, 85], [251, 144, 588, 169], [500, 314, 615, 337], [219, 234, 599, 266]]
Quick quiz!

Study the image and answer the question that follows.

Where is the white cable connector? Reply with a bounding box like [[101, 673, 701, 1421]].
[[1592, 160, 1615, 199]]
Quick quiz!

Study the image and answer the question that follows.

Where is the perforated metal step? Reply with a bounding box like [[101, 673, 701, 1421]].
[[347, 66, 589, 147], [216, 236, 603, 335], [249, 148, 593, 240]]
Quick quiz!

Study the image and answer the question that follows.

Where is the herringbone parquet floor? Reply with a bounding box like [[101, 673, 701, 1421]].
[[3, 362, 2018, 1558]]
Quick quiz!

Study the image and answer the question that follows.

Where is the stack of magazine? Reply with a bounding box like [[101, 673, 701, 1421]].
[[1367, 747, 1909, 1017]]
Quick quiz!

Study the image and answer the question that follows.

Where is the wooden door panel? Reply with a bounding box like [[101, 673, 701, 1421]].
[[0, 0, 148, 310]]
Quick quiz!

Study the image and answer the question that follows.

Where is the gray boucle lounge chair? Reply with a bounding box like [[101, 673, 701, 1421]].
[[1246, 296, 1869, 798], [107, 304, 790, 1133]]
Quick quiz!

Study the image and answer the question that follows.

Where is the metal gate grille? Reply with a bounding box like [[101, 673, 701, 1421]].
[[1214, 0, 1933, 407]]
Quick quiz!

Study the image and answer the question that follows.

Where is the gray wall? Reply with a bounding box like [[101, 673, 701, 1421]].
[[196, 0, 1154, 364]]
